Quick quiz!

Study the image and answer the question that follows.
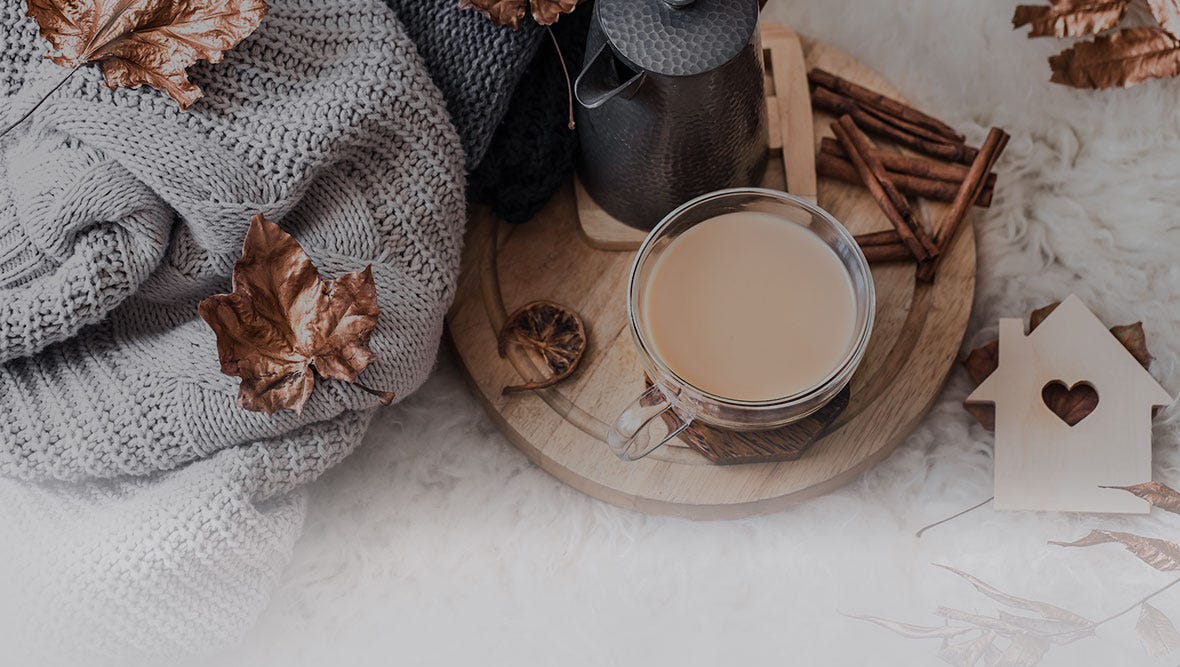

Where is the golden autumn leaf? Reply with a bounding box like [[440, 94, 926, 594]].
[[459, 0, 527, 29], [1050, 26, 1180, 88], [530, 0, 577, 25], [1050, 530, 1180, 571], [1013, 0, 1129, 38], [1137, 602, 1180, 657], [25, 0, 268, 110], [1102, 481, 1180, 513], [198, 214, 394, 415]]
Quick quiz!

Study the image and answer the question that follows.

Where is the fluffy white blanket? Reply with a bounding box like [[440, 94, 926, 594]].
[[194, 1, 1180, 665]]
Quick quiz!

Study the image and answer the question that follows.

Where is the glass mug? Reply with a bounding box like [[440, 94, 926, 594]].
[[607, 188, 876, 461]]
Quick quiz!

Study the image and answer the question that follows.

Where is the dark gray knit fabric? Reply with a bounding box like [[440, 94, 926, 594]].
[[386, 0, 546, 170], [469, 3, 592, 223]]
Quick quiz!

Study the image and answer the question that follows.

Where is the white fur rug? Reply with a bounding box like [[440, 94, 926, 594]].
[[191, 1, 1180, 665]]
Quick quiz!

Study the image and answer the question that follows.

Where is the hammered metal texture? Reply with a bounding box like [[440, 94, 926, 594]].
[[598, 0, 759, 76], [575, 5, 768, 230]]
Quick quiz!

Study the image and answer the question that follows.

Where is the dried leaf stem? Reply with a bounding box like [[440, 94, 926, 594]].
[[915, 497, 994, 538], [1092, 576, 1180, 630], [1034, 576, 1180, 641], [0, 66, 79, 140], [353, 382, 396, 405], [547, 26, 575, 131]]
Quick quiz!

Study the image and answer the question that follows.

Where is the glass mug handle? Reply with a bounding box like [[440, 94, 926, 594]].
[[607, 384, 692, 461]]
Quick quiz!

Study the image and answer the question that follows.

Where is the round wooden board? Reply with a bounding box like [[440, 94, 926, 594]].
[[445, 37, 976, 519]]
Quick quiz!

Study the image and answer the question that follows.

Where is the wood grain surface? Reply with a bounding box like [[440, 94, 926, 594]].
[[445, 29, 977, 519]]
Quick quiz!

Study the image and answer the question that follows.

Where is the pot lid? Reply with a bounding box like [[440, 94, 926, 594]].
[[595, 0, 759, 77]]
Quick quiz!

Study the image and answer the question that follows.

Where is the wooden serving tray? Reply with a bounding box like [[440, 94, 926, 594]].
[[445, 26, 976, 519]]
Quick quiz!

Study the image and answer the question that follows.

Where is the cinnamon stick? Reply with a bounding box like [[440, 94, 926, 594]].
[[915, 127, 1010, 282], [812, 87, 978, 165], [855, 230, 903, 247], [933, 127, 1009, 246], [818, 152, 994, 208], [819, 137, 996, 189], [860, 242, 913, 263], [808, 68, 965, 143], [832, 115, 939, 271], [860, 102, 959, 146]]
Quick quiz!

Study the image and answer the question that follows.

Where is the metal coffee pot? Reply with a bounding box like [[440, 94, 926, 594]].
[[574, 0, 767, 230]]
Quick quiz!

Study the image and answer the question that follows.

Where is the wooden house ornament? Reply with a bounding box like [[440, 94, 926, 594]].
[[966, 295, 1172, 514]]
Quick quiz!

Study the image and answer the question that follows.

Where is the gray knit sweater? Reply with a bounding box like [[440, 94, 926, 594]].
[[0, 1, 469, 662]]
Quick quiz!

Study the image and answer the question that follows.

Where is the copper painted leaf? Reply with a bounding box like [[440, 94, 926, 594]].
[[1050, 27, 1180, 89], [198, 214, 393, 414], [531, 0, 577, 25], [1136, 602, 1180, 657], [1028, 302, 1059, 331], [1101, 481, 1180, 514], [850, 615, 973, 639], [996, 611, 1094, 643], [994, 633, 1050, 666], [934, 565, 1092, 627], [1148, 0, 1180, 39], [1013, 1, 1129, 38], [963, 339, 1000, 385], [936, 607, 1044, 638], [1050, 530, 1180, 571], [964, 403, 997, 431], [1110, 321, 1152, 367], [26, 0, 268, 110], [938, 631, 995, 667], [459, 0, 527, 29]]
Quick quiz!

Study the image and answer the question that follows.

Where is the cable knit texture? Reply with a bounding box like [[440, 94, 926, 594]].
[[0, 0, 493, 662]]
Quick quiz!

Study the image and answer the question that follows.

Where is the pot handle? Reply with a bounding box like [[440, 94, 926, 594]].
[[574, 43, 645, 110]]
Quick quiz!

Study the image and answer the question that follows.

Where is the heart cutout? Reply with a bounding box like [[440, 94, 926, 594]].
[[1041, 380, 1099, 427]]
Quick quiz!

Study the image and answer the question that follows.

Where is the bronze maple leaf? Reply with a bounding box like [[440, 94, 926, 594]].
[[198, 214, 394, 415], [459, 0, 577, 29], [460, 0, 527, 29], [530, 0, 578, 25], [1013, 0, 1129, 38], [1049, 26, 1180, 88], [25, 0, 269, 110]]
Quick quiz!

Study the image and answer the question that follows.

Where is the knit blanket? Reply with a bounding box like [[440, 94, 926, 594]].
[[0, 1, 534, 662]]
